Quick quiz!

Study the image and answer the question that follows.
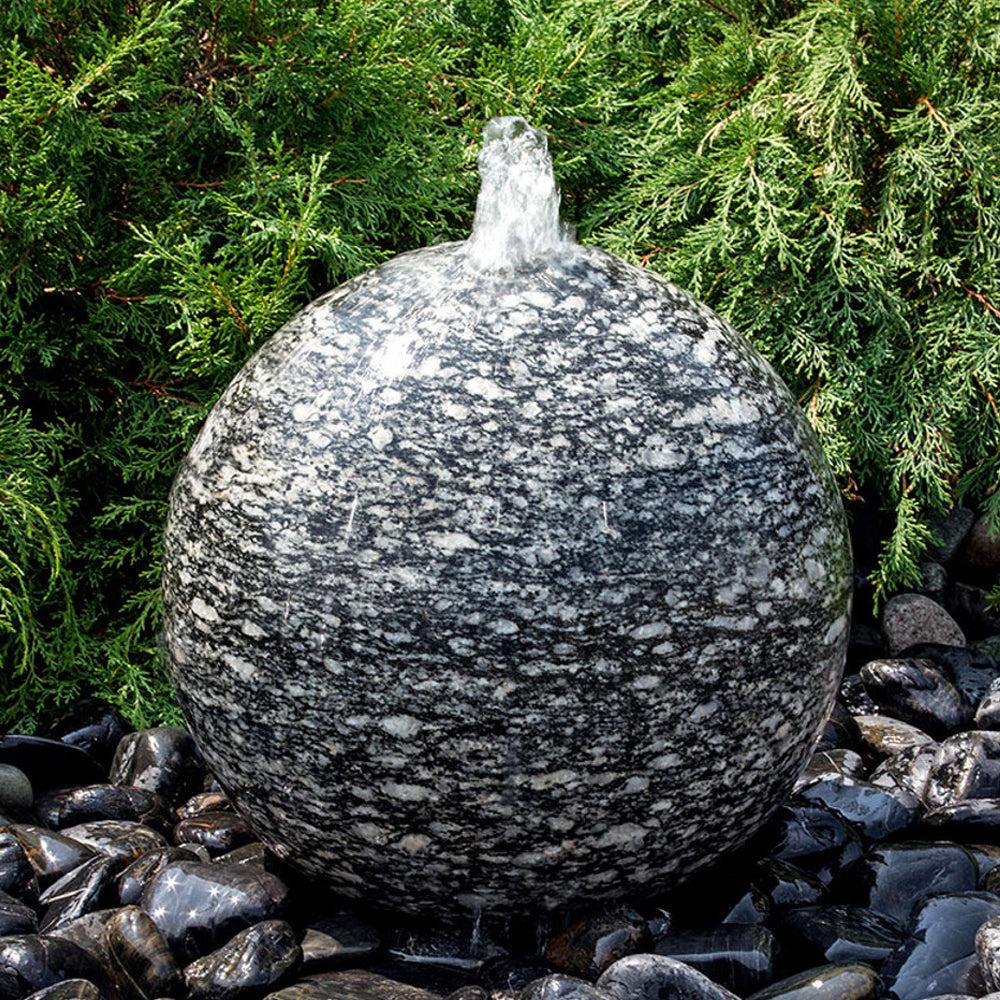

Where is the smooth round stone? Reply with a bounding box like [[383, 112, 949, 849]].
[[266, 970, 441, 1000], [0, 737, 106, 792], [772, 903, 902, 966], [110, 728, 203, 806], [745, 963, 882, 1000], [0, 935, 108, 1000], [23, 980, 101, 1000], [882, 891, 1000, 1000], [597, 954, 739, 1000], [0, 888, 38, 935], [184, 919, 301, 1000], [174, 811, 254, 854], [38, 855, 120, 932], [104, 904, 182, 1000], [141, 860, 289, 963], [58, 821, 166, 862], [796, 778, 918, 840], [162, 233, 851, 916], [860, 658, 972, 738], [925, 731, 1000, 808], [763, 802, 863, 885], [4, 826, 97, 888], [115, 847, 202, 906], [0, 764, 34, 817], [882, 594, 966, 656], [0, 832, 40, 907], [651, 925, 775, 995], [42, 699, 130, 771], [35, 785, 168, 831], [521, 976, 617, 1000]]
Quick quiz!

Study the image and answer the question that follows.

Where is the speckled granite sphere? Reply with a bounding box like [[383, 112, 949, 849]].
[[163, 119, 851, 919]]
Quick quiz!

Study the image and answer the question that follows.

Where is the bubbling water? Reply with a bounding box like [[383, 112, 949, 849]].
[[465, 116, 571, 272]]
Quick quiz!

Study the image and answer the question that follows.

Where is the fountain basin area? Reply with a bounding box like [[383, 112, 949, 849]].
[[3, 511, 1000, 1000]]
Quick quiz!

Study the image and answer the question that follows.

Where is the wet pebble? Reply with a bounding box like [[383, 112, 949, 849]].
[[0, 738, 106, 793], [115, 846, 202, 906], [58, 821, 166, 862], [860, 658, 972, 738], [924, 730, 1000, 808], [35, 786, 168, 832], [38, 856, 120, 932], [771, 903, 902, 966], [746, 962, 882, 1000], [650, 924, 775, 995], [0, 934, 108, 1000], [176, 791, 233, 820], [2, 826, 96, 888], [521, 975, 617, 1000], [110, 728, 203, 806], [853, 714, 933, 757], [881, 891, 1000, 1000], [0, 888, 38, 935], [597, 953, 739, 1000], [794, 750, 865, 792], [752, 858, 826, 909], [297, 908, 381, 972], [215, 842, 267, 867], [23, 979, 101, 1000], [265, 970, 440, 1000], [813, 704, 863, 752], [174, 811, 255, 854], [184, 919, 301, 1000], [977, 915, 1000, 991], [104, 903, 182, 1000], [479, 957, 555, 993], [868, 742, 937, 802], [762, 802, 863, 885], [544, 907, 649, 980], [976, 677, 1000, 729], [0, 831, 40, 907], [141, 860, 289, 963], [42, 700, 130, 772], [840, 841, 978, 924], [44, 909, 120, 970], [925, 798, 1000, 837], [796, 777, 917, 840]]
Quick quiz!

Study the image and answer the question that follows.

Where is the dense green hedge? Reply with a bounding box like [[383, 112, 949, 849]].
[[2, 0, 998, 728]]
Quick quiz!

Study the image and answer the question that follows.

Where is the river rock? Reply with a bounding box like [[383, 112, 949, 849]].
[[881, 891, 1000, 1000], [173, 811, 254, 853], [3, 826, 96, 888], [597, 954, 740, 1000], [265, 970, 440, 1000], [35, 786, 168, 831], [141, 860, 289, 963], [835, 841, 978, 925], [860, 658, 972, 738], [104, 903, 182, 1000], [0, 765, 34, 820], [298, 910, 381, 972], [184, 919, 301, 1000], [746, 963, 882, 1000], [882, 594, 966, 656], [796, 778, 917, 840], [752, 858, 825, 909], [924, 731, 1000, 808], [544, 907, 649, 979], [928, 508, 976, 565], [110, 728, 203, 805], [924, 798, 1000, 837], [161, 116, 851, 917], [0, 935, 108, 1000], [762, 802, 863, 884], [176, 792, 232, 820], [853, 715, 933, 757], [0, 832, 39, 907], [23, 980, 101, 1000], [868, 743, 937, 803], [961, 514, 1000, 573], [38, 856, 120, 932], [0, 888, 38, 935], [115, 846, 202, 905], [42, 700, 130, 772], [0, 737, 106, 792], [58, 821, 166, 862], [651, 925, 775, 994], [521, 975, 617, 1000], [771, 904, 901, 966], [977, 678, 1000, 730]]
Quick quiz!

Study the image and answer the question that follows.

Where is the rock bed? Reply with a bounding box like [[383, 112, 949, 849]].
[[2, 509, 1000, 1000]]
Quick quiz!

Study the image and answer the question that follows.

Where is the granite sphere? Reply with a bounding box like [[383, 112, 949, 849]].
[[162, 241, 851, 917]]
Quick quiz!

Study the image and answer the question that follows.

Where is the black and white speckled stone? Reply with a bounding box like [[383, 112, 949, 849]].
[[162, 119, 851, 918]]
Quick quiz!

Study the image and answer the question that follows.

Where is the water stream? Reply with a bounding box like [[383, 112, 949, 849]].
[[465, 116, 571, 273]]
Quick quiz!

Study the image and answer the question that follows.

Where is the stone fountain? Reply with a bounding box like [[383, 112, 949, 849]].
[[162, 117, 851, 919]]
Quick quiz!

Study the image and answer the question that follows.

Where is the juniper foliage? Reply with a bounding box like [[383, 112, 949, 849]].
[[1, 0, 997, 727]]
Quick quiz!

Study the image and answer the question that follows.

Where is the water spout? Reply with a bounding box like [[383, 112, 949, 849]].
[[466, 116, 570, 273]]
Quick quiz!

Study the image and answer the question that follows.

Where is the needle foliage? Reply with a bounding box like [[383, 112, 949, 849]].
[[2, 0, 998, 727]]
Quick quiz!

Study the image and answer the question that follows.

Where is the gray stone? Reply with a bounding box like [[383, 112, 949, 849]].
[[162, 117, 851, 917], [928, 507, 976, 565], [882, 593, 966, 655], [597, 954, 740, 1000], [962, 514, 1000, 572], [0, 765, 34, 815], [853, 714, 933, 757], [746, 964, 881, 1000]]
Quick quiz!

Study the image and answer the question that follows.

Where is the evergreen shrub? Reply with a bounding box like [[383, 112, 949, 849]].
[[1, 0, 997, 728]]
